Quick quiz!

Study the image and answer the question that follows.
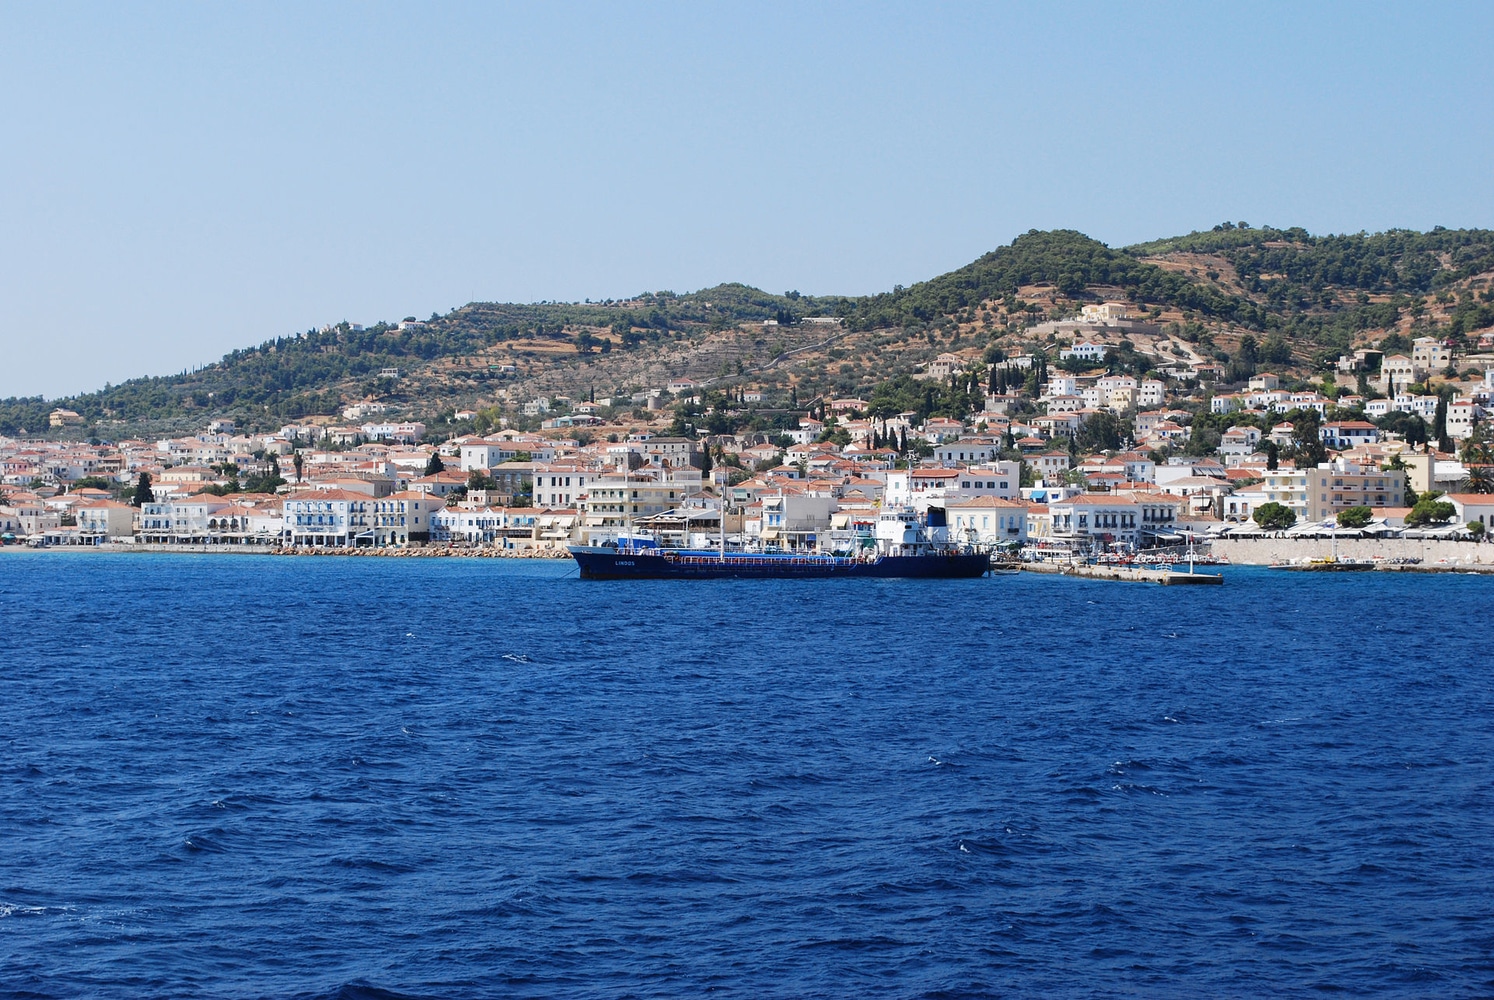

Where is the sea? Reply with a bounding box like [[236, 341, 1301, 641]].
[[2, 551, 1491, 999]]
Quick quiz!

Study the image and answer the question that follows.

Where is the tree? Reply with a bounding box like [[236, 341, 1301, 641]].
[[1375, 410, 1427, 448], [1076, 411, 1124, 453], [1467, 465, 1494, 494], [1405, 496, 1456, 527], [1433, 392, 1452, 453], [467, 469, 497, 492], [241, 471, 286, 494], [292, 452, 304, 483], [1289, 409, 1327, 468], [1467, 520, 1486, 539], [133, 472, 155, 507], [1253, 501, 1296, 531], [1336, 505, 1373, 528], [1265, 441, 1279, 470], [424, 452, 445, 475]]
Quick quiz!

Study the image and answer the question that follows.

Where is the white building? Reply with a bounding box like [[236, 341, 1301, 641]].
[[461, 440, 518, 472], [533, 464, 601, 508], [1447, 398, 1481, 440], [885, 463, 1020, 508], [1060, 341, 1108, 362], [282, 489, 371, 547], [72, 499, 136, 541], [1046, 494, 1181, 550], [933, 440, 1001, 466], [360, 422, 425, 443], [947, 496, 1029, 546], [760, 494, 835, 549]]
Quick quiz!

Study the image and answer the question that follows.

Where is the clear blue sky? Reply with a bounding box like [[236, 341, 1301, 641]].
[[2, 2, 1491, 399]]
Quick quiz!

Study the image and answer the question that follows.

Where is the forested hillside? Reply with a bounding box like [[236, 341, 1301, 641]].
[[4, 225, 1492, 438], [0, 284, 844, 435]]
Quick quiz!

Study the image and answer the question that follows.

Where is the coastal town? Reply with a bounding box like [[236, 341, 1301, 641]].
[[6, 305, 1494, 569]]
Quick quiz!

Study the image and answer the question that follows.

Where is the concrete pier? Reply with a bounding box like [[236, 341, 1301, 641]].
[[1020, 562, 1223, 585]]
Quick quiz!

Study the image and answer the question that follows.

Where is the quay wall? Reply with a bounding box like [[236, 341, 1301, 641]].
[[1213, 536, 1494, 568], [4, 542, 571, 559]]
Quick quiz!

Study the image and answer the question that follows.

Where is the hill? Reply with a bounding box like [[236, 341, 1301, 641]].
[[4, 224, 1493, 438]]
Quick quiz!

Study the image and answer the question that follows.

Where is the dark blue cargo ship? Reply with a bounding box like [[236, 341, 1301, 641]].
[[569, 546, 989, 579], [570, 506, 990, 579]]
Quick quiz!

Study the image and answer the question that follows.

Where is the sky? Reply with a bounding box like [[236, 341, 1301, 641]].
[[2, 2, 1492, 399]]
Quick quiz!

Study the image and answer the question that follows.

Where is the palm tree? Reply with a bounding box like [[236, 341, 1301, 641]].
[[1467, 464, 1494, 494]]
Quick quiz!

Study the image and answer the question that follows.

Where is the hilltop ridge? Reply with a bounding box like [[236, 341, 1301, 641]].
[[5, 224, 1493, 439]]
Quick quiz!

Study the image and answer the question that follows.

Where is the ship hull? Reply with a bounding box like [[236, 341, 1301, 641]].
[[569, 546, 990, 580]]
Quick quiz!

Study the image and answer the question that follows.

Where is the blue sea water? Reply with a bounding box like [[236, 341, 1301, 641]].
[[1, 552, 1492, 999]]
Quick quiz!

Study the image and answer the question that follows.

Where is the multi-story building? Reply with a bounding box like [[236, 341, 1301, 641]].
[[1320, 421, 1381, 450], [1260, 469, 1311, 522], [1380, 354, 1417, 393], [359, 422, 425, 444], [281, 489, 371, 547], [1031, 451, 1071, 482], [642, 437, 701, 469], [884, 463, 1021, 508], [948, 496, 1030, 546], [1411, 337, 1451, 374], [1060, 341, 1107, 362], [579, 472, 695, 544], [1447, 398, 1481, 440], [1045, 494, 1181, 550], [370, 491, 445, 545], [759, 494, 835, 549], [460, 439, 518, 471], [933, 440, 1001, 466], [1305, 459, 1406, 521], [533, 463, 601, 508], [72, 499, 136, 541], [1219, 426, 1262, 466], [138, 496, 233, 544], [431, 506, 506, 545]]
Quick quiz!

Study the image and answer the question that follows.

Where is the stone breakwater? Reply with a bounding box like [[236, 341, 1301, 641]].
[[1214, 536, 1494, 569]]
